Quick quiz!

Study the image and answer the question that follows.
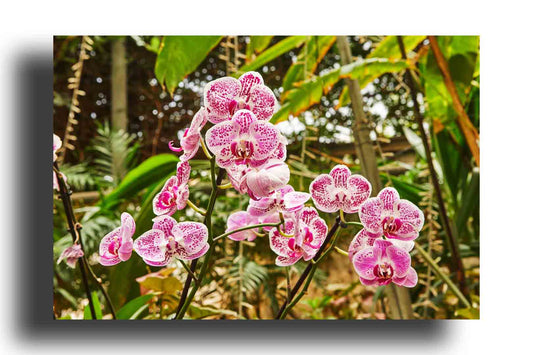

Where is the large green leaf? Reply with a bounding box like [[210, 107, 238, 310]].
[[420, 36, 479, 126], [116, 294, 156, 320], [245, 36, 274, 59], [368, 35, 426, 60], [236, 36, 307, 75], [272, 58, 409, 123], [103, 154, 179, 208], [281, 36, 336, 95], [155, 36, 222, 94], [83, 292, 103, 320]]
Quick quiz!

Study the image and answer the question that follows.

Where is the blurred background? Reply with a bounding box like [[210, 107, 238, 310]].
[[53, 35, 479, 320]]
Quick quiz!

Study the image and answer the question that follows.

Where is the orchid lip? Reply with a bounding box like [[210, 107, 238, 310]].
[[168, 141, 183, 153]]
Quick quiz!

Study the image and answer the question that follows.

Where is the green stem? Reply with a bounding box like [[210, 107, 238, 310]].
[[276, 216, 342, 319], [178, 259, 198, 282], [213, 222, 283, 242], [174, 157, 220, 319], [54, 164, 97, 320], [186, 200, 206, 216], [414, 244, 471, 308]]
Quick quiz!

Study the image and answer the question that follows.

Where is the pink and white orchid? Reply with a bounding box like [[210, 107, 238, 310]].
[[133, 215, 209, 266], [53, 134, 66, 191], [248, 185, 310, 217], [227, 160, 291, 200], [269, 207, 328, 266], [348, 228, 414, 262], [205, 109, 284, 169], [57, 244, 84, 268], [310, 165, 371, 214], [359, 187, 424, 241], [168, 107, 208, 161], [203, 71, 277, 123], [352, 238, 417, 287], [153, 161, 191, 216], [99, 212, 136, 266], [226, 211, 259, 242]]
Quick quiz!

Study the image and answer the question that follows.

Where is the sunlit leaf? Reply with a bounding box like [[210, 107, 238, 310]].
[[245, 36, 274, 60], [155, 36, 222, 94], [237, 36, 307, 75], [116, 294, 156, 320], [369, 36, 426, 60]]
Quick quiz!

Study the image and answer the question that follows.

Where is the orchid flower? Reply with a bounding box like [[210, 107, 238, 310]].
[[133, 215, 209, 266], [310, 164, 371, 213], [99, 212, 136, 266], [248, 185, 310, 217], [352, 238, 418, 287], [348, 228, 414, 262], [226, 211, 259, 241], [359, 187, 424, 241], [269, 207, 328, 266], [57, 244, 84, 268], [205, 109, 284, 169], [203, 71, 277, 123], [153, 161, 191, 216], [168, 107, 208, 161], [53, 134, 66, 190], [227, 160, 290, 200]]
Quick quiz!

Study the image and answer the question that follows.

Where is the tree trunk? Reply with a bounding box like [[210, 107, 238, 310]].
[[336, 36, 414, 319], [111, 37, 128, 132]]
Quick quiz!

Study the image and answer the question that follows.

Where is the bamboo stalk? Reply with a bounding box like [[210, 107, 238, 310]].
[[336, 36, 413, 319]]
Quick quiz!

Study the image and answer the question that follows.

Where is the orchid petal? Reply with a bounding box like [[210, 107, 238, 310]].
[[204, 77, 240, 123]]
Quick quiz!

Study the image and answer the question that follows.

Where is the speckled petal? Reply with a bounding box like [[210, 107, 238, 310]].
[[348, 229, 378, 261], [309, 174, 337, 213], [393, 267, 418, 287], [245, 162, 290, 199], [249, 121, 280, 159], [359, 197, 383, 235], [152, 215, 178, 237], [172, 222, 208, 254], [238, 71, 263, 99], [396, 199, 425, 231], [283, 192, 311, 213], [385, 244, 411, 278], [343, 175, 372, 213], [249, 85, 276, 120], [133, 229, 167, 262], [204, 77, 240, 123], [378, 187, 400, 212], [205, 121, 239, 158], [176, 161, 191, 187], [330, 165, 352, 188]]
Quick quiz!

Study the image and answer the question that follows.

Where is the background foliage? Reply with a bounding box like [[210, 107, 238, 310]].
[[53, 35, 479, 319]]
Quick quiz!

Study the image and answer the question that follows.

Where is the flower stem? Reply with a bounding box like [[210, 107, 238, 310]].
[[217, 182, 233, 190], [54, 163, 97, 319], [186, 199, 207, 216], [213, 222, 283, 242], [173, 160, 225, 319], [199, 136, 212, 160], [178, 259, 199, 282], [275, 216, 342, 319], [334, 246, 349, 257]]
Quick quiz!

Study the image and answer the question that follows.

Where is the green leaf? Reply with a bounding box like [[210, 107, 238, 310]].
[[245, 36, 274, 59], [272, 58, 409, 123], [102, 154, 179, 208], [138, 275, 182, 294], [83, 291, 103, 319], [187, 304, 243, 319], [155, 36, 222, 94], [237, 36, 307, 75], [420, 36, 479, 126], [116, 294, 156, 320], [455, 307, 479, 319], [282, 36, 336, 95], [368, 36, 426, 60]]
